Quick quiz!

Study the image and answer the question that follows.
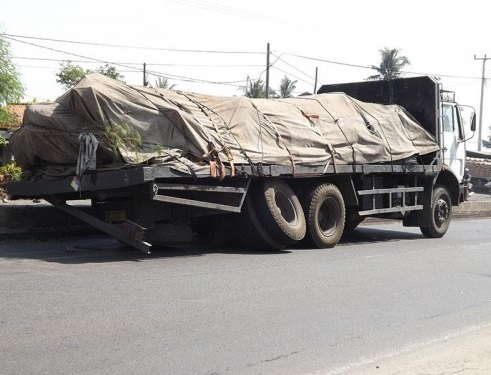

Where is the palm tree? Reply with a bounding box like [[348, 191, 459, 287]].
[[242, 76, 276, 98], [245, 77, 266, 98], [367, 48, 410, 80], [279, 75, 297, 98], [154, 77, 175, 90]]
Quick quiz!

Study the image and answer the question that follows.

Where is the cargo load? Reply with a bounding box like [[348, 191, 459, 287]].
[[10, 73, 439, 179]]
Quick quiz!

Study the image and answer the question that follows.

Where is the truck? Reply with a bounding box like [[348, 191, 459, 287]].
[[465, 150, 491, 192], [6, 74, 476, 253]]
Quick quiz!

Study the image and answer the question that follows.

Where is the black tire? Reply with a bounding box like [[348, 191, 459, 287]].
[[301, 183, 345, 248], [238, 191, 285, 251], [420, 185, 452, 238], [255, 179, 306, 247], [344, 207, 365, 231]]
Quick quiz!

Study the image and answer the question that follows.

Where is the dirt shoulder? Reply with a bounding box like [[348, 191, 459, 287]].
[[343, 324, 491, 374]]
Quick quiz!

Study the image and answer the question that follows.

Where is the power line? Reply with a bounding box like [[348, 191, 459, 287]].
[[284, 52, 483, 80], [144, 68, 251, 88], [270, 66, 314, 87], [12, 56, 262, 68], [2, 33, 264, 55], [6, 33, 484, 81], [8, 32, 485, 96], [270, 52, 318, 82], [5, 35, 142, 73], [285, 52, 371, 70], [7, 35, 257, 88]]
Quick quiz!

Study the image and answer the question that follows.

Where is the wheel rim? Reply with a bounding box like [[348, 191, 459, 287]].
[[434, 197, 450, 227], [275, 191, 299, 226], [317, 197, 339, 236]]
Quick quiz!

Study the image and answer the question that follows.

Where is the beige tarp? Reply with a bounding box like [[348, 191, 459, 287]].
[[10, 73, 440, 177]]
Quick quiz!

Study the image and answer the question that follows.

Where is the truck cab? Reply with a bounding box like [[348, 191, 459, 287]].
[[318, 76, 476, 200], [441, 90, 467, 182]]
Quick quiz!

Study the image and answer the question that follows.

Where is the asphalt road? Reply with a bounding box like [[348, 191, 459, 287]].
[[1, 218, 491, 375]]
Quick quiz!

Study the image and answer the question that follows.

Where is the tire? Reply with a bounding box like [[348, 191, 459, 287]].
[[255, 179, 306, 246], [420, 185, 452, 238], [301, 183, 345, 248], [239, 191, 286, 251], [344, 207, 365, 231]]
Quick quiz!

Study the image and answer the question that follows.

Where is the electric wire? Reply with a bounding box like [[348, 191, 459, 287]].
[[6, 33, 484, 82], [12, 56, 263, 68], [270, 52, 317, 81], [6, 35, 257, 88], [284, 52, 483, 80], [4, 33, 486, 98], [2, 33, 264, 55]]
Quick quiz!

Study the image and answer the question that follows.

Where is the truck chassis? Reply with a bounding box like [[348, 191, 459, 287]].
[[7, 158, 452, 254]]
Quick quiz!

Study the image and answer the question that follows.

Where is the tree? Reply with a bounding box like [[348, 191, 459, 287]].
[[56, 61, 90, 90], [0, 33, 25, 104], [245, 77, 266, 98], [154, 77, 175, 90], [56, 61, 124, 90], [367, 48, 410, 81], [95, 64, 124, 81], [279, 75, 297, 98], [242, 76, 276, 98]]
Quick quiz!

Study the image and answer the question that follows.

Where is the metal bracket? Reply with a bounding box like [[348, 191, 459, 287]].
[[45, 197, 152, 254]]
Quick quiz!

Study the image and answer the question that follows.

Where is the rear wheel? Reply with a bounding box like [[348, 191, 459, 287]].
[[301, 183, 345, 248], [255, 179, 306, 247], [420, 185, 452, 238], [239, 192, 285, 251]]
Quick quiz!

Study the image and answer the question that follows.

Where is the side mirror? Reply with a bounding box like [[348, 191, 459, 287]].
[[470, 112, 476, 132]]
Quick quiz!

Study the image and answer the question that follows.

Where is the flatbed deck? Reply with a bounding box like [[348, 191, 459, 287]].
[[7, 161, 442, 200]]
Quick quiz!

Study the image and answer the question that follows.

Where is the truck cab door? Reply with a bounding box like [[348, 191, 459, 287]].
[[441, 103, 465, 180]]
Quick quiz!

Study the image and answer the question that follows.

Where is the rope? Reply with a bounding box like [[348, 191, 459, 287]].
[[72, 132, 98, 192]]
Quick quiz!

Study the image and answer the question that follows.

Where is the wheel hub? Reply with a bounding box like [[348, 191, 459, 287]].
[[435, 198, 449, 225]]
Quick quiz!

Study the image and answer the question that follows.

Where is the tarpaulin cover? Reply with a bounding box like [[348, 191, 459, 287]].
[[10, 73, 440, 177]]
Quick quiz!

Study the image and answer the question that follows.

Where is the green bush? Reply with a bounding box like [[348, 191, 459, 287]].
[[0, 162, 22, 181], [0, 107, 18, 128]]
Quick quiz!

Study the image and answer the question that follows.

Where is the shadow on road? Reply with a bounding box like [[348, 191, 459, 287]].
[[339, 225, 423, 245], [0, 233, 292, 265], [0, 225, 423, 265]]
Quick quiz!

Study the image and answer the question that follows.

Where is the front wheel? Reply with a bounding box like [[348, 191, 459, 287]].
[[420, 185, 452, 238]]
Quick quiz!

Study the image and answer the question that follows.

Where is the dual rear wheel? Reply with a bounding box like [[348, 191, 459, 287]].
[[301, 183, 345, 248], [240, 180, 346, 250], [240, 180, 452, 251]]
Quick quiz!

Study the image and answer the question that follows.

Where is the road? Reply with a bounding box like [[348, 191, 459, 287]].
[[1, 217, 491, 375]]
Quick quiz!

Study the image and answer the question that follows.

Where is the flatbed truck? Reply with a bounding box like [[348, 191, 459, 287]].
[[6, 75, 475, 253]]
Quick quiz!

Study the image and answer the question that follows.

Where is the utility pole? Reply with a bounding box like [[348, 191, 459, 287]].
[[143, 62, 147, 86], [265, 43, 270, 98], [474, 54, 488, 151]]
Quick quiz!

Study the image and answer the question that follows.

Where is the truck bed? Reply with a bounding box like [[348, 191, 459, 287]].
[[7, 160, 442, 201]]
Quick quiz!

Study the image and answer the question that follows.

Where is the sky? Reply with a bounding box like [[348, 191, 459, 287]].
[[2, 0, 491, 149]]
